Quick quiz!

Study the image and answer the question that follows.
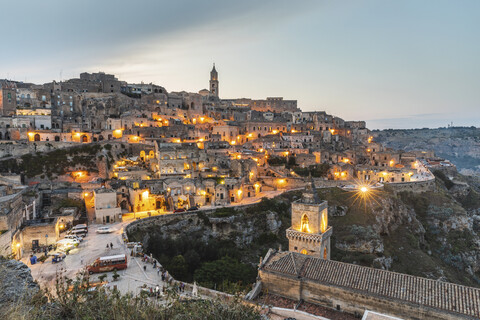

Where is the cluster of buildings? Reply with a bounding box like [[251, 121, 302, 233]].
[[0, 65, 438, 260]]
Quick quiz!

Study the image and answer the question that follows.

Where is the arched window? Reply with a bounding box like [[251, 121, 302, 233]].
[[301, 214, 310, 233]]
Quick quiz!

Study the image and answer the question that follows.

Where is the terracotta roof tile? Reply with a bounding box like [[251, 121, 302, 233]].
[[262, 252, 480, 318]]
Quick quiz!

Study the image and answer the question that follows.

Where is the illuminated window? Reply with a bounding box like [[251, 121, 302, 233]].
[[300, 214, 311, 233], [300, 249, 308, 255]]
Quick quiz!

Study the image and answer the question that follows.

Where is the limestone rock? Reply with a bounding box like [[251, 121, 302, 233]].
[[0, 259, 39, 309], [373, 256, 393, 270], [329, 205, 347, 217], [336, 239, 384, 254]]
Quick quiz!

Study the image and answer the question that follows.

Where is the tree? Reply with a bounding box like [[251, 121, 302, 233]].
[[168, 255, 188, 280], [193, 256, 256, 292]]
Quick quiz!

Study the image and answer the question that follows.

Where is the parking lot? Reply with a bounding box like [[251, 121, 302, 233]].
[[23, 222, 169, 296]]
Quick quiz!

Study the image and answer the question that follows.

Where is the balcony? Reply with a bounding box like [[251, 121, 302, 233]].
[[286, 227, 332, 244]]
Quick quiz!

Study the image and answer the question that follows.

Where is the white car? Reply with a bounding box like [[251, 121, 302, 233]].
[[57, 238, 80, 246], [96, 227, 113, 234], [65, 235, 83, 242]]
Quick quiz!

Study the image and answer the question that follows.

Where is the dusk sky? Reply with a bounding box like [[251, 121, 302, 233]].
[[1, 0, 479, 129]]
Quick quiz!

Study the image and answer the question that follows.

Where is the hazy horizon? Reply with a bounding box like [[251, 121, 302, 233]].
[[1, 0, 478, 130]]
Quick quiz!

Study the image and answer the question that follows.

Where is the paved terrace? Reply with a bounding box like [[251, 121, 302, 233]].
[[262, 251, 480, 319]]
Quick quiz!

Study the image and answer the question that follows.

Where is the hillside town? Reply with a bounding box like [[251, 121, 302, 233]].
[[0, 65, 444, 259], [1, 66, 477, 320]]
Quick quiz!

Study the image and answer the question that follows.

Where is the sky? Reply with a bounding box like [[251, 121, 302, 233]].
[[1, 0, 479, 129]]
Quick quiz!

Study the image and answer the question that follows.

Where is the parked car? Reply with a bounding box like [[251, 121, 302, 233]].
[[66, 229, 87, 238], [173, 208, 186, 213], [187, 206, 198, 211], [51, 252, 66, 263], [65, 235, 83, 242], [96, 227, 113, 234], [56, 239, 80, 247]]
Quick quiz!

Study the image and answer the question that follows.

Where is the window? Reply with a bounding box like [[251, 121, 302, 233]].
[[300, 214, 310, 233]]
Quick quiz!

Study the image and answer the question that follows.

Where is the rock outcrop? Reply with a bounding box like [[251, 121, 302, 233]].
[[0, 258, 39, 310]]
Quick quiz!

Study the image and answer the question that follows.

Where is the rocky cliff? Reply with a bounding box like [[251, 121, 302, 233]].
[[325, 170, 480, 287], [0, 258, 39, 311]]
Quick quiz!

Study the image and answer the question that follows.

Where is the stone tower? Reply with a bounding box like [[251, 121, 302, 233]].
[[286, 182, 332, 259], [209, 63, 219, 97]]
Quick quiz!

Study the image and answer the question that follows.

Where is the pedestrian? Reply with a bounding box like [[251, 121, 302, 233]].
[[157, 266, 160, 276], [106, 244, 109, 250], [153, 260, 157, 268], [143, 265, 147, 272], [110, 242, 113, 249]]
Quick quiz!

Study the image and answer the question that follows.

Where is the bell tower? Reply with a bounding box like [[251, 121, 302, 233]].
[[286, 182, 332, 259], [209, 63, 219, 97]]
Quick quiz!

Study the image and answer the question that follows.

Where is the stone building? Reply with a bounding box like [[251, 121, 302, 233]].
[[256, 251, 480, 319], [0, 83, 17, 116], [155, 142, 206, 178], [93, 189, 121, 223], [286, 184, 331, 259]]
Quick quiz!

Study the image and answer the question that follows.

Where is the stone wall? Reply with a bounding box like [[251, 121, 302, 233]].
[[259, 270, 470, 320], [387, 178, 436, 194], [0, 230, 12, 257], [0, 141, 76, 158], [313, 179, 349, 189]]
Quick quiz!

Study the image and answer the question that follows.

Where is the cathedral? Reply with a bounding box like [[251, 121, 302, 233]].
[[286, 182, 331, 259]]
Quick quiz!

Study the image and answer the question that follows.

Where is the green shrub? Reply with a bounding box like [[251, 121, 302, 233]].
[[5, 274, 261, 320]]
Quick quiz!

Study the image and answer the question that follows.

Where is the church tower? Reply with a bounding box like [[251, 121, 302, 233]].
[[209, 63, 219, 97], [286, 182, 332, 259]]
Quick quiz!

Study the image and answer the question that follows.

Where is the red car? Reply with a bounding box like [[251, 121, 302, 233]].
[[173, 208, 186, 213]]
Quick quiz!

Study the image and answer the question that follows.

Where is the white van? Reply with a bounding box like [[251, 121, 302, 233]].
[[73, 224, 88, 233], [67, 229, 87, 238]]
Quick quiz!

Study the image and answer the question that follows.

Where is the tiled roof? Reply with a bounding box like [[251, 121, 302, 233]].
[[262, 252, 480, 318]]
